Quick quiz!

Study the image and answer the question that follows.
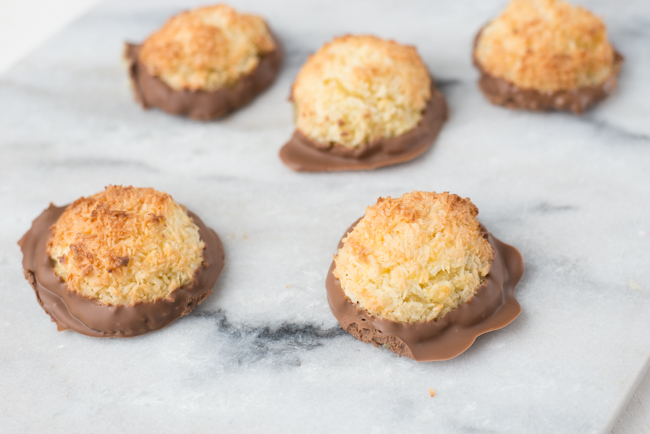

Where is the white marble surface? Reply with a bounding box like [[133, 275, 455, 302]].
[[614, 371, 650, 434], [1, 0, 649, 432]]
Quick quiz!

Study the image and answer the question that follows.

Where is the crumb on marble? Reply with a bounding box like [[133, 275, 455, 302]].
[[629, 279, 642, 290], [429, 388, 435, 397]]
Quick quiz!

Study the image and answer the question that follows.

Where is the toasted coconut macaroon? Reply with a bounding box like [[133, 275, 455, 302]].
[[326, 192, 524, 361], [473, 0, 623, 114], [280, 35, 448, 172], [18, 186, 225, 337], [125, 4, 282, 120]]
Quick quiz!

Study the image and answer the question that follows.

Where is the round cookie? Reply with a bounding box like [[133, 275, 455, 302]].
[[473, 0, 623, 114], [280, 35, 448, 172], [326, 191, 524, 361], [19, 186, 225, 337], [125, 4, 282, 120]]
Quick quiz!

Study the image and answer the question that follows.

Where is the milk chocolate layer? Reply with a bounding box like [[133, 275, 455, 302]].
[[279, 84, 448, 172], [18, 204, 225, 338], [473, 29, 623, 114], [125, 33, 282, 120], [326, 223, 524, 361]]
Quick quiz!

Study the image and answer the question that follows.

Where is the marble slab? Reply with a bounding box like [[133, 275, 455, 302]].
[[1, 0, 649, 432]]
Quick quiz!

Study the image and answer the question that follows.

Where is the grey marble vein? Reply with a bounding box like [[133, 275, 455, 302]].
[[578, 116, 650, 144], [192, 310, 347, 368]]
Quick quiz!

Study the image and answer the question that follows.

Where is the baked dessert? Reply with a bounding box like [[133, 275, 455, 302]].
[[473, 0, 623, 114], [18, 186, 225, 337], [326, 191, 524, 361], [125, 4, 282, 120], [280, 35, 448, 172]]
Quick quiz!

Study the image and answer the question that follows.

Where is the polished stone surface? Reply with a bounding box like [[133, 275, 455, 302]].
[[0, 0, 649, 432]]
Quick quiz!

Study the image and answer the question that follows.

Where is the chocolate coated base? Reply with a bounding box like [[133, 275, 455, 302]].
[[18, 204, 225, 338], [279, 84, 448, 172], [473, 30, 623, 114], [326, 223, 524, 361], [125, 33, 282, 120]]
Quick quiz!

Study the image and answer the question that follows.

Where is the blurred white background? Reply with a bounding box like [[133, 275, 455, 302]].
[[0, 0, 96, 74], [0, 0, 647, 432]]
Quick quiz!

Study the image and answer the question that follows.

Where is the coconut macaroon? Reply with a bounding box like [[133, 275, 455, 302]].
[[473, 0, 623, 114], [139, 4, 275, 92], [47, 186, 205, 305], [326, 191, 524, 361], [19, 186, 225, 337], [334, 192, 493, 323], [125, 4, 283, 120], [294, 35, 431, 149], [280, 35, 448, 172]]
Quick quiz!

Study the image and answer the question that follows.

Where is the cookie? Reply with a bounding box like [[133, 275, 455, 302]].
[[19, 186, 225, 337], [280, 35, 447, 171], [125, 4, 282, 120], [326, 191, 524, 361], [474, 0, 622, 114]]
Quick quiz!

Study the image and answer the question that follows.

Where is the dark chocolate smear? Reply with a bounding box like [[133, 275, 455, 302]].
[[326, 222, 524, 361], [125, 30, 283, 121], [18, 204, 225, 338], [473, 28, 623, 114], [279, 83, 448, 172]]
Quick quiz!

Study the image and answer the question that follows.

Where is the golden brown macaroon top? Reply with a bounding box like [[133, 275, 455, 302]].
[[333, 192, 494, 324], [138, 4, 276, 91], [292, 35, 431, 149], [47, 186, 205, 305], [475, 0, 616, 92]]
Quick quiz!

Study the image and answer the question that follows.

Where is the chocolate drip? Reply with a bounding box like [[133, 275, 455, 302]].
[[18, 204, 225, 338]]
